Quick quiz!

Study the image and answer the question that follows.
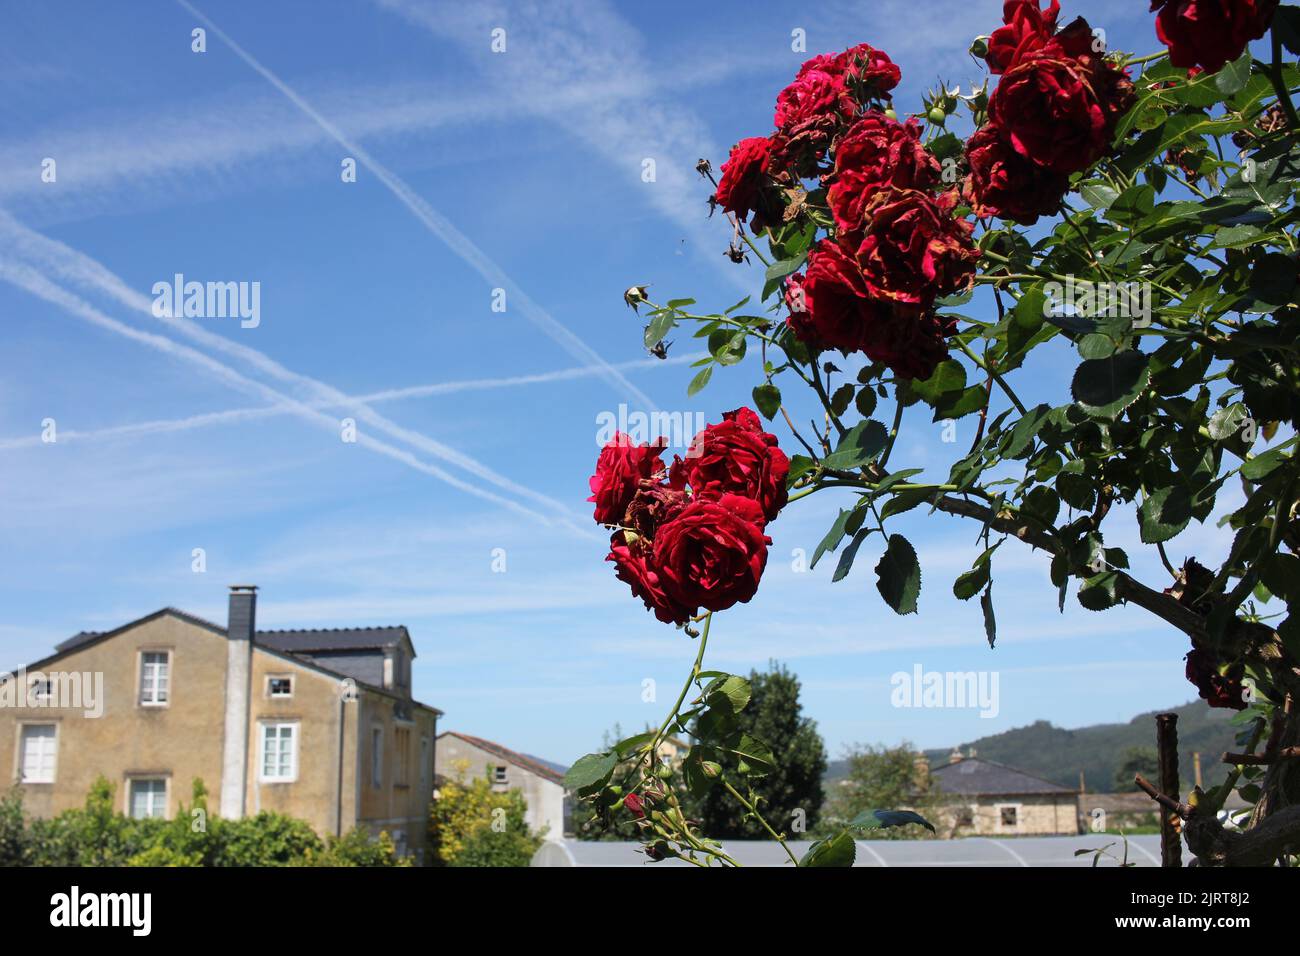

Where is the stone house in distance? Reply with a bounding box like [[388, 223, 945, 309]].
[[0, 586, 441, 860], [927, 750, 1080, 837], [435, 731, 566, 839]]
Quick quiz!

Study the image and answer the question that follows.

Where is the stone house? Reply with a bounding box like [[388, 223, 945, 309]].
[[435, 731, 565, 839], [0, 586, 441, 860], [927, 751, 1080, 836]]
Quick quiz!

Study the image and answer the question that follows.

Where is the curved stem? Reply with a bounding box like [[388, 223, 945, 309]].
[[956, 340, 1028, 415], [722, 781, 799, 865], [1271, 30, 1300, 132]]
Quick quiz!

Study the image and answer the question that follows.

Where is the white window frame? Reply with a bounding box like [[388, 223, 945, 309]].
[[138, 649, 171, 707], [995, 802, 1022, 832], [371, 727, 383, 788], [492, 765, 508, 785], [258, 721, 299, 783], [126, 777, 168, 819], [17, 723, 58, 783], [266, 675, 294, 699]]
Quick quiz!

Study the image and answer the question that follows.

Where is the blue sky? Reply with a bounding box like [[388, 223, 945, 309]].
[[0, 0, 1235, 767]]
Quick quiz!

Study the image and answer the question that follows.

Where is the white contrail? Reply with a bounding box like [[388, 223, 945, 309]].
[[176, 0, 658, 413], [0, 211, 581, 523], [0, 257, 596, 537], [0, 352, 703, 452]]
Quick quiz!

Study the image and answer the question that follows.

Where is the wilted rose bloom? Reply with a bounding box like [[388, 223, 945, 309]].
[[964, 122, 1070, 224], [1151, 0, 1279, 74], [988, 51, 1134, 175], [1185, 647, 1248, 710], [846, 187, 979, 308], [652, 494, 771, 615], [587, 433, 666, 525], [828, 113, 940, 246], [674, 407, 789, 522]]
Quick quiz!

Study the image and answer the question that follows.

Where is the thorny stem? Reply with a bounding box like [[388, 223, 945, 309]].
[[956, 340, 1028, 415], [722, 780, 800, 865]]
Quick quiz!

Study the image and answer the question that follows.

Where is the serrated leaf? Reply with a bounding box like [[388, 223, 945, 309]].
[[1138, 486, 1193, 544], [798, 830, 856, 867], [563, 751, 617, 791], [833, 528, 874, 583], [752, 383, 781, 420], [875, 534, 921, 615], [687, 365, 713, 397], [1215, 50, 1252, 96], [981, 585, 996, 648], [1078, 572, 1122, 611], [823, 419, 888, 471], [1071, 351, 1150, 419]]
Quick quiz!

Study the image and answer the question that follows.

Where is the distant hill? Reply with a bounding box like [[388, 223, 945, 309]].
[[826, 701, 1243, 793]]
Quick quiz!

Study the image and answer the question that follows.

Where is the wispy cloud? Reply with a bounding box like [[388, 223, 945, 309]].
[[0, 246, 592, 534], [178, 0, 659, 413]]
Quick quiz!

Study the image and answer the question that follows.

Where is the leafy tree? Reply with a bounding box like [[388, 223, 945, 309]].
[[689, 662, 827, 839], [822, 743, 942, 840], [429, 760, 542, 866], [0, 788, 30, 866], [1114, 746, 1161, 792]]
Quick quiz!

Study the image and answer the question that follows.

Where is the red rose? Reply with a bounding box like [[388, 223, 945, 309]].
[[785, 240, 879, 353], [1151, 0, 1279, 74], [715, 136, 774, 224], [833, 42, 902, 97], [847, 188, 978, 308], [988, 52, 1134, 175], [675, 408, 790, 522], [588, 433, 666, 525], [1185, 647, 1248, 710], [859, 307, 956, 382], [607, 534, 693, 625], [829, 114, 940, 246], [771, 67, 855, 171], [988, 0, 1062, 73], [653, 494, 771, 615], [964, 122, 1070, 224]]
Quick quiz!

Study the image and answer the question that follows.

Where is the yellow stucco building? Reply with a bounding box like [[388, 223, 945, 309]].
[[0, 586, 441, 861]]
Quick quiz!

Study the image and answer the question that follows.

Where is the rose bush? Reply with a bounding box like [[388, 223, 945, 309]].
[[572, 0, 1300, 867]]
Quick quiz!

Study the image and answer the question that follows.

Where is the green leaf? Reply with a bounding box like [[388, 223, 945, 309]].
[[1078, 572, 1123, 611], [1248, 252, 1298, 308], [563, 751, 617, 791], [1277, 6, 1300, 55], [909, 359, 966, 406], [1071, 351, 1150, 419], [1208, 402, 1249, 440], [798, 830, 856, 867], [1215, 50, 1252, 96], [611, 732, 656, 758], [704, 675, 752, 714], [731, 734, 776, 776], [1241, 444, 1291, 480], [1139, 486, 1194, 544], [644, 311, 675, 348], [953, 563, 989, 601], [1079, 181, 1119, 209], [786, 454, 815, 487], [752, 383, 781, 420], [687, 365, 713, 397], [848, 809, 936, 833], [981, 585, 996, 648], [875, 534, 921, 615], [833, 528, 874, 583], [811, 510, 851, 569], [855, 386, 878, 418], [823, 419, 888, 471]]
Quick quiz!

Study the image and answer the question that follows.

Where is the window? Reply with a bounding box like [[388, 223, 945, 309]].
[[30, 677, 53, 703], [139, 651, 170, 706], [395, 727, 410, 786], [371, 728, 383, 788], [1000, 805, 1019, 828], [129, 779, 166, 819], [19, 725, 57, 783], [420, 736, 430, 788], [493, 765, 508, 785], [268, 676, 293, 698], [260, 723, 298, 782], [954, 807, 975, 827]]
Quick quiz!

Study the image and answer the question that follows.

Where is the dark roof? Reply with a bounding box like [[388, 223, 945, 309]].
[[38, 608, 440, 715], [439, 731, 566, 786], [256, 626, 411, 654], [931, 757, 1076, 796]]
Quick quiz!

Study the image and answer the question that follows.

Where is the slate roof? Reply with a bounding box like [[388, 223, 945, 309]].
[[256, 626, 410, 653], [930, 757, 1076, 796], [440, 731, 567, 786]]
